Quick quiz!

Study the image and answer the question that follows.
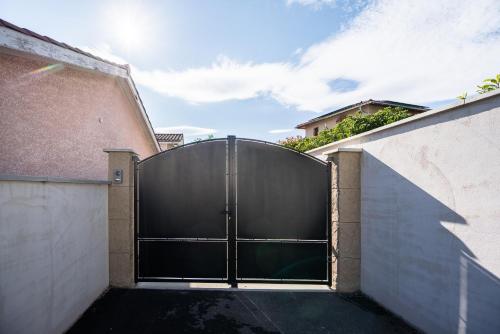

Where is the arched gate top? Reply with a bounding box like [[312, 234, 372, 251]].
[[138, 136, 327, 166]]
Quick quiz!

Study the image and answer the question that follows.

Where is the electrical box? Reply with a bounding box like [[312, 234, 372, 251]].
[[113, 169, 123, 184]]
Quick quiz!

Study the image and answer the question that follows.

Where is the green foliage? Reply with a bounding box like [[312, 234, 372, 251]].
[[279, 106, 412, 152], [476, 74, 500, 94], [460, 73, 500, 99], [193, 134, 215, 142], [457, 92, 468, 102]]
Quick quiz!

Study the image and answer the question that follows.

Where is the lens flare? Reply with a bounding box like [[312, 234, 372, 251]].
[[29, 63, 64, 75], [3, 63, 65, 90], [103, 2, 156, 51]]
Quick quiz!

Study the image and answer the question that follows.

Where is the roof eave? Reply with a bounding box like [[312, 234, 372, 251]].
[[295, 106, 358, 128], [124, 75, 161, 152], [371, 101, 430, 111], [0, 26, 129, 78]]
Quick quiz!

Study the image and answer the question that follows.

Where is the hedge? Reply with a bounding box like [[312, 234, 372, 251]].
[[279, 106, 412, 152]]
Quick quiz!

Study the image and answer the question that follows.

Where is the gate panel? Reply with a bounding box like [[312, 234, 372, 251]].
[[137, 139, 228, 281], [235, 139, 329, 283]]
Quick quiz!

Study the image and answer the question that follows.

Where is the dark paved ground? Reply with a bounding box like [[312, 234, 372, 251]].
[[68, 288, 417, 334]]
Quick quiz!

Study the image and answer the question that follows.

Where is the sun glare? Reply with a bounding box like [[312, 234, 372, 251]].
[[105, 3, 155, 51]]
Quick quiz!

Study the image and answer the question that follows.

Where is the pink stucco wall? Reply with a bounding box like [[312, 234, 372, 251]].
[[0, 52, 159, 180]]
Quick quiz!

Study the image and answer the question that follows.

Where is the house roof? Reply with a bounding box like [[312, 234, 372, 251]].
[[296, 99, 430, 129], [155, 133, 184, 142], [0, 18, 128, 71], [0, 18, 160, 152]]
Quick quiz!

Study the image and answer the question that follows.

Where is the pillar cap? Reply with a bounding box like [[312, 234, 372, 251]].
[[103, 148, 138, 155], [324, 147, 362, 156]]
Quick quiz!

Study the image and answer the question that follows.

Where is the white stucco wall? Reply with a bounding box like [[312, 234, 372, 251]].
[[0, 179, 109, 334], [309, 91, 500, 333]]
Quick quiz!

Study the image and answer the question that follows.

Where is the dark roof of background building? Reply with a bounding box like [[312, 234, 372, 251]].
[[0, 18, 128, 71], [155, 133, 184, 142], [296, 99, 430, 129]]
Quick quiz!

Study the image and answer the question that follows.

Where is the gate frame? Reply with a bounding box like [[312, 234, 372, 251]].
[[133, 136, 332, 286]]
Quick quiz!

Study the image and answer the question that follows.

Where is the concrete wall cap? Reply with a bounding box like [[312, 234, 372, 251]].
[[0, 174, 110, 185]]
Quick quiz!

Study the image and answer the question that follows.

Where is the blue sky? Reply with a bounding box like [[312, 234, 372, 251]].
[[1, 0, 499, 142]]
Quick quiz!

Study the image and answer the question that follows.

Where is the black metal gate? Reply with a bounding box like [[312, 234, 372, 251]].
[[136, 136, 330, 286]]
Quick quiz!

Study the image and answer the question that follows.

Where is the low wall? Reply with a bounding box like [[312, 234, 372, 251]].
[[309, 91, 500, 333], [0, 178, 109, 334]]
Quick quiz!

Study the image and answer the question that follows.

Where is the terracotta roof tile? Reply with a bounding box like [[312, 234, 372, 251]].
[[155, 133, 184, 142]]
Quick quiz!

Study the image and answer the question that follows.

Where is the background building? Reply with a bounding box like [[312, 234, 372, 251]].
[[155, 133, 184, 151], [296, 100, 429, 138]]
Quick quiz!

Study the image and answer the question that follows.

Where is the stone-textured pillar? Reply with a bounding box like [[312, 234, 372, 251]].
[[104, 149, 137, 287], [328, 148, 362, 292]]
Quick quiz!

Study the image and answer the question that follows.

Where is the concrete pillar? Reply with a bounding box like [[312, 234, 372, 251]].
[[104, 149, 137, 287], [328, 148, 362, 292]]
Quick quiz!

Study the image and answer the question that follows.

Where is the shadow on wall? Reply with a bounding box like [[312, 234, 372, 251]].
[[361, 152, 500, 333]]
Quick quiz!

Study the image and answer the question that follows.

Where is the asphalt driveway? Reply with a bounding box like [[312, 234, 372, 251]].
[[68, 288, 417, 334]]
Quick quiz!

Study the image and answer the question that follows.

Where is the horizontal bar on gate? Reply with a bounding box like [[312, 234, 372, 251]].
[[236, 238, 327, 243], [236, 278, 329, 282], [138, 277, 227, 281], [138, 238, 227, 242]]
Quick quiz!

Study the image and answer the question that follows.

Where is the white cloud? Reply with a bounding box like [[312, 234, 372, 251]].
[[286, 0, 336, 9], [269, 129, 295, 134], [154, 126, 217, 137], [132, 55, 292, 104], [88, 0, 500, 113]]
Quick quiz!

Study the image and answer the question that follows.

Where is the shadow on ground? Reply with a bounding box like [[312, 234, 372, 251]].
[[67, 288, 417, 334]]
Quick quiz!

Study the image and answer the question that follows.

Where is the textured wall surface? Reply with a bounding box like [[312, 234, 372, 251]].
[[107, 150, 136, 287], [0, 52, 158, 180], [329, 150, 361, 292], [0, 180, 108, 334], [311, 92, 500, 333]]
